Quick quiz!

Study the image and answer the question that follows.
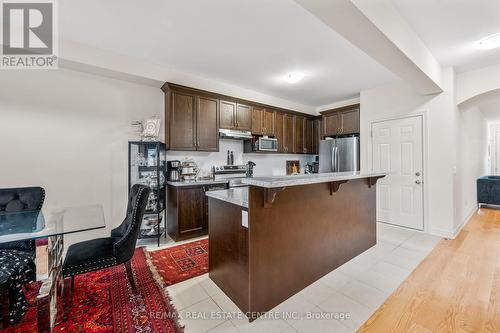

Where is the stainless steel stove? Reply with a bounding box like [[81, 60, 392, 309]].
[[213, 165, 248, 188]]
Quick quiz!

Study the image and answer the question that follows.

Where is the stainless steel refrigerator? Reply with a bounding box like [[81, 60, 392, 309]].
[[319, 137, 360, 173]]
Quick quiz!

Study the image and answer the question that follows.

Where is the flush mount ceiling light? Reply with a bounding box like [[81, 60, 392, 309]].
[[475, 33, 500, 50], [284, 72, 305, 84]]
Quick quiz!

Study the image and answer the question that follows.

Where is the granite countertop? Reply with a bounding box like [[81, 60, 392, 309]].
[[205, 187, 248, 208], [241, 171, 387, 188], [167, 179, 229, 187]]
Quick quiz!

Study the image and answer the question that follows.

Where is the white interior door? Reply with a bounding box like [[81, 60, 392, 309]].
[[372, 116, 424, 230], [495, 132, 500, 175]]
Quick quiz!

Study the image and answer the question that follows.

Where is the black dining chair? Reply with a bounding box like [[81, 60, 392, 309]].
[[62, 184, 150, 291], [0, 187, 45, 281]]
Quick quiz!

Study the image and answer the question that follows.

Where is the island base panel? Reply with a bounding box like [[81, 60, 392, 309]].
[[248, 178, 376, 315], [208, 198, 249, 314]]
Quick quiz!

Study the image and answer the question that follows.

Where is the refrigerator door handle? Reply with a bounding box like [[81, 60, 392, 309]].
[[331, 145, 335, 172], [336, 147, 340, 172]]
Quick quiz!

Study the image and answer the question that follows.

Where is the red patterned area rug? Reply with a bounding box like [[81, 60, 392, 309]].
[[146, 239, 209, 287], [1, 248, 183, 333]]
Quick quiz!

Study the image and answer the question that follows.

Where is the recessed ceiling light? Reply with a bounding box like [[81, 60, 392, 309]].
[[475, 33, 500, 50], [284, 72, 305, 84]]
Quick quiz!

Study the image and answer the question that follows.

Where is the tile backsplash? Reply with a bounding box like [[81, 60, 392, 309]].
[[166, 139, 316, 178]]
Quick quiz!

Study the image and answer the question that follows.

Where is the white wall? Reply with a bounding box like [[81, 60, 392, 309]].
[[457, 63, 500, 105], [360, 68, 461, 238], [489, 123, 500, 175], [456, 107, 488, 225], [0, 68, 164, 246], [166, 139, 316, 177]]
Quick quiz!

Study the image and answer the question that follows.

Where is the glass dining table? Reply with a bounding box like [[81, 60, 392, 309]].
[[0, 205, 106, 333]]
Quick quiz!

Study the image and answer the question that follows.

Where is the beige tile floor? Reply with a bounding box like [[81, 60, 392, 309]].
[[146, 223, 441, 333]]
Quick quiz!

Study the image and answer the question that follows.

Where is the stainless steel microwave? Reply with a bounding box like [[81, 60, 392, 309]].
[[257, 137, 278, 152]]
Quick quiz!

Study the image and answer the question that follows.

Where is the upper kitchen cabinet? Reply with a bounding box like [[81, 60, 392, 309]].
[[284, 113, 295, 153], [322, 110, 340, 136], [220, 100, 237, 129], [252, 106, 275, 136], [168, 90, 197, 151], [275, 112, 285, 153], [236, 103, 252, 131], [295, 116, 305, 154], [304, 118, 314, 154], [339, 106, 360, 134], [252, 106, 264, 135], [262, 109, 275, 136], [313, 118, 322, 154], [196, 95, 219, 151], [162, 84, 219, 152], [321, 104, 360, 136], [220, 100, 252, 131]]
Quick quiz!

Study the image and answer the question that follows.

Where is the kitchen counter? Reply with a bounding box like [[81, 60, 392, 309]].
[[241, 171, 387, 188], [167, 179, 229, 187], [207, 172, 386, 321], [205, 187, 248, 208]]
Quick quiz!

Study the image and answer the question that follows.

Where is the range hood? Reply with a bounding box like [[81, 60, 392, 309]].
[[219, 129, 252, 140]]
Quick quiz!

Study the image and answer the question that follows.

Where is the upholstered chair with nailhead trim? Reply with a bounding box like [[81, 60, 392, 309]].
[[62, 184, 150, 291], [0, 187, 45, 282]]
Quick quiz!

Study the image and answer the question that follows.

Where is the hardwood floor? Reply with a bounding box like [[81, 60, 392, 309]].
[[359, 208, 500, 332]]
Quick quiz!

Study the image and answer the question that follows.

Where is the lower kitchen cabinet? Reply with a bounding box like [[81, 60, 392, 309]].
[[167, 183, 228, 241]]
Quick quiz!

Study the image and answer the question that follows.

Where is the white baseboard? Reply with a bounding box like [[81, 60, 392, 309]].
[[430, 205, 477, 239]]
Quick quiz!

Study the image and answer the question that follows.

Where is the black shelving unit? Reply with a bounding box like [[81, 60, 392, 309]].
[[128, 141, 166, 246]]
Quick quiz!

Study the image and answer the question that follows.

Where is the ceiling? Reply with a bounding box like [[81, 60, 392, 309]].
[[393, 0, 500, 73], [59, 0, 397, 108]]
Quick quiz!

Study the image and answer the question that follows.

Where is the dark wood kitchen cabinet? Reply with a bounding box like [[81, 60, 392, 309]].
[[236, 103, 252, 131], [163, 86, 219, 152], [196, 95, 219, 151], [167, 183, 228, 241], [169, 90, 197, 151], [321, 104, 360, 136], [220, 100, 237, 130], [220, 100, 252, 131], [275, 112, 285, 153], [295, 116, 305, 154], [162, 82, 325, 155], [252, 107, 275, 136], [312, 118, 322, 154], [262, 109, 275, 136], [339, 107, 360, 134], [304, 118, 314, 154], [284, 113, 295, 153], [323, 111, 341, 136]]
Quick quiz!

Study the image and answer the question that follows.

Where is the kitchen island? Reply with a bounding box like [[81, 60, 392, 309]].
[[206, 172, 385, 320]]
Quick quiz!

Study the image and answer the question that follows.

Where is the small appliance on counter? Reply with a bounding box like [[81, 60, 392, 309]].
[[246, 161, 256, 178], [305, 157, 320, 174], [286, 160, 300, 175], [180, 160, 199, 181], [167, 160, 181, 181], [213, 165, 248, 188], [244, 136, 278, 153]]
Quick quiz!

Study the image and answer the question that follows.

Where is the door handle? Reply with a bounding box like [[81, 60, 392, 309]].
[[415, 180, 421, 184], [336, 147, 340, 172], [331, 147, 335, 172], [415, 172, 421, 176]]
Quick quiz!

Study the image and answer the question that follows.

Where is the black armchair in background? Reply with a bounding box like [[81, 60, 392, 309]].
[[62, 184, 150, 290], [0, 187, 45, 281]]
